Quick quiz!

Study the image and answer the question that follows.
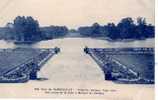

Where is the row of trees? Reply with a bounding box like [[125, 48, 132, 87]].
[[40, 26, 68, 40], [78, 17, 154, 40], [1, 16, 68, 42], [0, 16, 155, 42]]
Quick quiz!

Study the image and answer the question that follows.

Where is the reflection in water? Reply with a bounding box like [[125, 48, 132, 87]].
[[0, 38, 154, 49], [34, 38, 154, 49]]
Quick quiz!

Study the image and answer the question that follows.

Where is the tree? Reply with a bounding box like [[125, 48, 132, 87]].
[[91, 23, 101, 36], [117, 17, 135, 39], [135, 17, 154, 39], [135, 17, 147, 39], [78, 26, 92, 36], [13, 16, 41, 41], [145, 24, 154, 38], [40, 25, 68, 40], [106, 23, 120, 39]]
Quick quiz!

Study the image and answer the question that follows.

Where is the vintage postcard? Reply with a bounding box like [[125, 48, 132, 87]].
[[0, 0, 155, 99]]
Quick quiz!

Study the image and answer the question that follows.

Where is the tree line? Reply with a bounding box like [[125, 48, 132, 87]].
[[0, 16, 68, 42], [40, 26, 68, 40], [0, 16, 155, 42], [78, 17, 154, 40]]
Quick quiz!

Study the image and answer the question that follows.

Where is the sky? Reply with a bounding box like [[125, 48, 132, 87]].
[[0, 0, 155, 29]]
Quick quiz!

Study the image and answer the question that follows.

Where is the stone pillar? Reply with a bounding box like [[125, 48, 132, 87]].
[[84, 46, 89, 54], [29, 70, 37, 80], [104, 63, 113, 80], [105, 71, 112, 80], [29, 62, 38, 80]]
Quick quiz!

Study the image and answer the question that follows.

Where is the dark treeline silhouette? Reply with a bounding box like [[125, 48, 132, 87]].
[[0, 16, 68, 42], [0, 16, 42, 42], [13, 16, 42, 41], [0, 16, 155, 43], [0, 25, 14, 40], [78, 17, 154, 40], [40, 26, 68, 40]]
